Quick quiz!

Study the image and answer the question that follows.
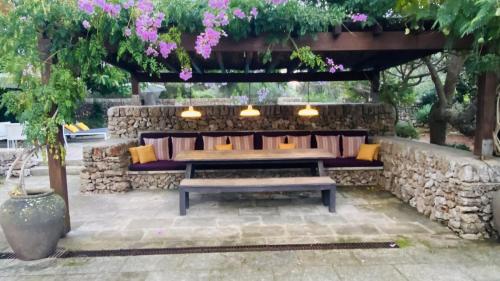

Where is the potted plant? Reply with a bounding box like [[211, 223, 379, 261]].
[[0, 146, 66, 260]]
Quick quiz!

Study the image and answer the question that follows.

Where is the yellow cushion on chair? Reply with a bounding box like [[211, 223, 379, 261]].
[[136, 145, 157, 164], [278, 143, 296, 150], [128, 147, 141, 164], [75, 122, 90, 131], [215, 144, 233, 151], [356, 144, 380, 161], [64, 124, 79, 133]]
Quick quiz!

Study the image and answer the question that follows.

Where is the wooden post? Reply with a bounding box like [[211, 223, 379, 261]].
[[474, 72, 498, 156], [131, 75, 141, 105], [38, 35, 71, 233]]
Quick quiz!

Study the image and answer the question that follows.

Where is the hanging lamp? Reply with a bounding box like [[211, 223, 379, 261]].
[[298, 82, 319, 117], [240, 83, 260, 117], [181, 85, 202, 118]]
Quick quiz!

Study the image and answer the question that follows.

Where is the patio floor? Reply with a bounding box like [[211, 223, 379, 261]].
[[1, 175, 463, 251], [1, 176, 499, 280]]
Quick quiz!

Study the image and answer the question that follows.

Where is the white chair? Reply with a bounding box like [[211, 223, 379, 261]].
[[6, 123, 26, 149], [0, 122, 11, 142]]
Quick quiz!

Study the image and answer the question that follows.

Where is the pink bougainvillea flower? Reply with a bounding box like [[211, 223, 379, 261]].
[[145, 46, 159, 57], [233, 8, 246, 19], [351, 13, 368, 22], [137, 0, 154, 13], [122, 0, 134, 9], [78, 0, 94, 14], [82, 20, 91, 30], [195, 27, 221, 59], [326, 57, 344, 73], [159, 41, 177, 59], [180, 68, 193, 81], [124, 27, 132, 37], [135, 12, 164, 42], [203, 12, 217, 28], [208, 0, 229, 10], [250, 7, 258, 19]]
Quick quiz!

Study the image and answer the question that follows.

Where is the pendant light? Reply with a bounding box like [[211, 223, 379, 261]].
[[181, 84, 201, 118], [240, 83, 260, 117], [298, 82, 319, 117]]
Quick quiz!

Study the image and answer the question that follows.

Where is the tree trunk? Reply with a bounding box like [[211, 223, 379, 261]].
[[38, 35, 71, 234], [428, 102, 448, 145], [423, 53, 467, 145]]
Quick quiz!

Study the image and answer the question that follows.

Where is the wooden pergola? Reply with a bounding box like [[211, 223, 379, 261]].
[[106, 27, 498, 157]]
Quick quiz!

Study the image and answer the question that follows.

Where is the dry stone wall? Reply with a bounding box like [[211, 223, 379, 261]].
[[126, 168, 382, 191], [0, 149, 39, 177], [107, 104, 395, 139], [376, 137, 500, 239]]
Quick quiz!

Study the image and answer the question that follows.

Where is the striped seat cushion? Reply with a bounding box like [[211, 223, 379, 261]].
[[143, 137, 170, 160], [171, 137, 197, 159], [342, 136, 366, 158], [315, 135, 340, 158], [262, 136, 285, 150], [287, 135, 311, 149], [229, 135, 254, 150], [202, 136, 228, 151]]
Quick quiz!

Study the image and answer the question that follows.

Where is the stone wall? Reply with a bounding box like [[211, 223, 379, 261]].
[[126, 168, 383, 191], [0, 149, 39, 177], [376, 137, 500, 239], [107, 104, 395, 139], [80, 139, 137, 193]]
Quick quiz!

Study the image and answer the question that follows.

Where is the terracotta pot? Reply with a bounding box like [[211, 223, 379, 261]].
[[494, 190, 500, 235], [0, 191, 66, 260]]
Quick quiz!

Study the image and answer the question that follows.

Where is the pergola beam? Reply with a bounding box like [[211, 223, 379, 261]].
[[133, 71, 376, 83], [180, 32, 471, 53]]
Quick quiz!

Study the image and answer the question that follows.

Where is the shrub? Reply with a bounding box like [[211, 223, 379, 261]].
[[396, 121, 419, 139], [415, 104, 432, 125], [418, 89, 437, 106]]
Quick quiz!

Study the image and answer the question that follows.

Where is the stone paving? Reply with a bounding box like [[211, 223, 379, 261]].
[[0, 175, 499, 280]]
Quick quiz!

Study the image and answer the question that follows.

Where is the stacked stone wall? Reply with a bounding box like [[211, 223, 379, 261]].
[[107, 104, 395, 139], [376, 137, 500, 239]]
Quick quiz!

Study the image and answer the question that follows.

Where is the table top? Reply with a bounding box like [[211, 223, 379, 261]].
[[174, 149, 335, 162]]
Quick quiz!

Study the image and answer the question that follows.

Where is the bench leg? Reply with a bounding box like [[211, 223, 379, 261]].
[[185, 192, 189, 209], [329, 186, 336, 213], [321, 190, 329, 206], [180, 190, 187, 216]]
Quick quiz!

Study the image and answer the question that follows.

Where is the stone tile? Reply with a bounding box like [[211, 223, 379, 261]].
[[266, 236, 317, 245], [302, 265, 342, 281], [56, 257, 128, 274], [377, 222, 433, 235], [296, 250, 361, 266], [335, 264, 407, 281], [125, 218, 175, 230], [396, 264, 474, 281], [216, 216, 261, 227], [241, 225, 285, 238], [261, 215, 304, 225], [460, 264, 500, 281], [331, 224, 381, 236], [407, 248, 482, 265], [208, 268, 274, 281], [177, 253, 242, 270], [352, 249, 417, 265], [172, 217, 217, 227], [286, 224, 334, 236], [303, 214, 348, 225], [145, 270, 210, 281], [120, 255, 184, 272], [239, 207, 279, 216]]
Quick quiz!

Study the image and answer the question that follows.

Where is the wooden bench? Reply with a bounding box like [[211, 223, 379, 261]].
[[178, 177, 336, 215]]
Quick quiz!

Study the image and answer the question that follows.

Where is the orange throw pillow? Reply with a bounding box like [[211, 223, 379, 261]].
[[356, 144, 380, 161], [137, 145, 157, 164], [279, 143, 296, 150], [128, 146, 141, 164]]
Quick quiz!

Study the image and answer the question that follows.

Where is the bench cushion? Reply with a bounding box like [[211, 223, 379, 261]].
[[323, 157, 383, 168], [180, 176, 335, 189], [129, 160, 186, 171]]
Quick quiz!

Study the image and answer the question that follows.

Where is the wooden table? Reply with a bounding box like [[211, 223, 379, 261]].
[[174, 149, 335, 179]]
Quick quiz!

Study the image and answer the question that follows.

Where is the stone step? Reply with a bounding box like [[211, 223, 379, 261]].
[[30, 165, 83, 176]]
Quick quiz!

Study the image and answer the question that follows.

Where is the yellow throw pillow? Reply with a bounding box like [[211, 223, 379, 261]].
[[356, 144, 380, 161], [129, 147, 141, 164], [76, 122, 90, 131], [137, 145, 157, 164], [278, 143, 296, 150], [64, 124, 79, 133], [215, 144, 233, 151]]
